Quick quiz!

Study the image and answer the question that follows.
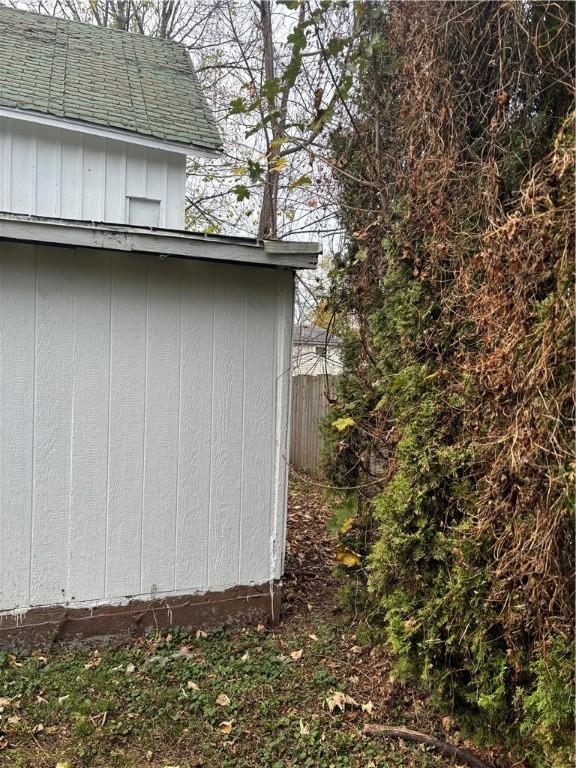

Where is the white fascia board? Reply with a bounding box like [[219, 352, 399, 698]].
[[0, 106, 219, 158], [0, 213, 320, 270]]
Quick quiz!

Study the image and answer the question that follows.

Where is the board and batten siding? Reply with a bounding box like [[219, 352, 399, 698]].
[[0, 116, 186, 228], [0, 243, 293, 613]]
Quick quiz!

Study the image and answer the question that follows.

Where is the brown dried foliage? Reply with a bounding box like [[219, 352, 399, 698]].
[[335, 0, 574, 647]]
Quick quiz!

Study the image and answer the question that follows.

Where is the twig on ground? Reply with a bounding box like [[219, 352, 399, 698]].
[[362, 724, 492, 768]]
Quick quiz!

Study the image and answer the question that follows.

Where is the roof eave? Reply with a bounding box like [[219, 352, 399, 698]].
[[0, 213, 320, 270], [0, 106, 222, 157]]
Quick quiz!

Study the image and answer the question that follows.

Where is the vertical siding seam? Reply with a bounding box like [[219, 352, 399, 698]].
[[58, 128, 64, 217], [102, 138, 108, 224], [173, 262, 183, 591], [55, 129, 62, 217], [103, 255, 113, 597], [31, 129, 38, 216], [65, 255, 77, 602], [6, 125, 12, 210], [122, 143, 128, 222], [271, 273, 281, 584], [237, 286, 248, 585], [27, 249, 38, 606], [206, 265, 215, 590], [139, 257, 150, 595], [79, 134, 85, 220], [162, 159, 168, 228]]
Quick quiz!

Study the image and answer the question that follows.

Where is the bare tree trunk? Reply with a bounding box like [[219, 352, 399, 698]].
[[257, 0, 279, 240]]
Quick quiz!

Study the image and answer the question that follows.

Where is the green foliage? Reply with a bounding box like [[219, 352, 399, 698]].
[[323, 2, 575, 766], [519, 637, 575, 768], [232, 184, 251, 202]]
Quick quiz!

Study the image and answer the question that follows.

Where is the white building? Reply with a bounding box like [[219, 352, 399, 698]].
[[0, 6, 318, 646], [292, 325, 342, 376]]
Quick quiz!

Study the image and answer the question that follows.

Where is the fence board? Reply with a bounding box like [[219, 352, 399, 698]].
[[289, 375, 338, 475]]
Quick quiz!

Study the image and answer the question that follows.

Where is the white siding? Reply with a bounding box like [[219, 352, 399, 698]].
[[0, 117, 186, 228], [0, 243, 293, 613]]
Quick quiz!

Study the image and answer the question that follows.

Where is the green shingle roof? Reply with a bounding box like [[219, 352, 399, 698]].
[[0, 5, 221, 151]]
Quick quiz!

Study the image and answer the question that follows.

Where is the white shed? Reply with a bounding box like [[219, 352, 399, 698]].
[[0, 7, 318, 646]]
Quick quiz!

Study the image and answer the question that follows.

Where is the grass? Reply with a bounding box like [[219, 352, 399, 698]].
[[0, 617, 448, 768]]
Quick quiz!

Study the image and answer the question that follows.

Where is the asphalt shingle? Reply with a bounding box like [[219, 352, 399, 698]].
[[0, 5, 221, 151]]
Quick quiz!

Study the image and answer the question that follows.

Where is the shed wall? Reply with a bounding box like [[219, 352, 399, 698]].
[[0, 243, 293, 614], [0, 117, 186, 228]]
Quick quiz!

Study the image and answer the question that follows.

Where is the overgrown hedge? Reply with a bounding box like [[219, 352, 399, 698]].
[[322, 3, 575, 765]]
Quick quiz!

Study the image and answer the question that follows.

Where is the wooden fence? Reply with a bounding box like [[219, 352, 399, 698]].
[[289, 375, 338, 475]]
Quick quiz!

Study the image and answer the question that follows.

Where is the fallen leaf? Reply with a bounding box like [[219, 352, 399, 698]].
[[0, 736, 7, 750], [218, 720, 233, 734], [442, 715, 455, 731], [339, 516, 355, 534], [335, 545, 361, 568], [125, 663, 136, 674], [290, 649, 303, 661], [216, 693, 230, 707], [146, 751, 153, 761], [7, 715, 21, 725], [0, 696, 11, 708], [361, 701, 374, 714], [308, 634, 319, 642], [299, 718, 310, 735], [55, 762, 71, 768], [58, 695, 70, 704], [241, 651, 250, 662], [196, 630, 208, 639], [45, 725, 58, 734], [326, 691, 359, 713], [331, 416, 356, 432], [186, 681, 200, 690], [256, 624, 265, 633], [84, 651, 101, 670], [32, 723, 44, 734], [350, 645, 362, 654]]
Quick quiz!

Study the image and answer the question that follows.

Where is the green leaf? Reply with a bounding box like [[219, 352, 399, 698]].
[[326, 36, 349, 56], [232, 184, 250, 202], [288, 174, 312, 191], [262, 77, 282, 102], [229, 97, 247, 114], [247, 160, 264, 183], [287, 26, 306, 48]]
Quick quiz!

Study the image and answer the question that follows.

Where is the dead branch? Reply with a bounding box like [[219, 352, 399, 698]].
[[362, 724, 492, 768]]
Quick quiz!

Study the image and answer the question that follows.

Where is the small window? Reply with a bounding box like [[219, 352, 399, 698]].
[[315, 345, 327, 358], [127, 197, 161, 227]]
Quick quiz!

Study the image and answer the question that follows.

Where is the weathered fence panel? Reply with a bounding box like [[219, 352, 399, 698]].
[[290, 375, 338, 475]]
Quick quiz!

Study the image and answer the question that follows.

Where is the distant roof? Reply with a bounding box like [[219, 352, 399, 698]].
[[293, 325, 341, 346], [0, 5, 221, 152]]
